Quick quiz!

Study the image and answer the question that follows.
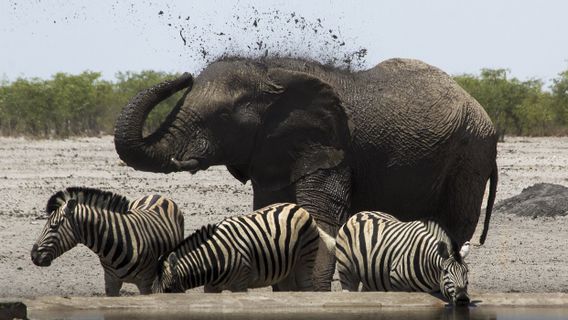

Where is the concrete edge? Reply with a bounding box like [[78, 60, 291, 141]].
[[20, 292, 568, 313]]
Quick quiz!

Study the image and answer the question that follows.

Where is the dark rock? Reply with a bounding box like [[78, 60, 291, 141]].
[[0, 301, 27, 320], [494, 183, 568, 217]]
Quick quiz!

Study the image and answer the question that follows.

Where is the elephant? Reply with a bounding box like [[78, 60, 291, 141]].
[[114, 57, 498, 291]]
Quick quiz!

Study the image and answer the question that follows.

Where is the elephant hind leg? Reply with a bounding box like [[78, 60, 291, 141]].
[[438, 161, 491, 246]]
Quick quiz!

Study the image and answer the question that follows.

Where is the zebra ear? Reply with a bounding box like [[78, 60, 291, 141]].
[[437, 241, 450, 259], [156, 255, 165, 275], [167, 252, 179, 269], [65, 199, 77, 217], [459, 241, 471, 260]]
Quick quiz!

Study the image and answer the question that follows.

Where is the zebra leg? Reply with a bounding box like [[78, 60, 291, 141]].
[[293, 263, 315, 291], [228, 265, 253, 292], [228, 282, 248, 293], [292, 235, 320, 291], [275, 232, 320, 291], [336, 232, 361, 292], [295, 165, 352, 291], [136, 281, 153, 295], [272, 272, 297, 292], [204, 284, 222, 293], [339, 276, 360, 292], [104, 272, 123, 297], [336, 257, 360, 292], [361, 285, 373, 292]]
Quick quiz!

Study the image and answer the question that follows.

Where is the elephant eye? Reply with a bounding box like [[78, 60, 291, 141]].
[[194, 138, 209, 153]]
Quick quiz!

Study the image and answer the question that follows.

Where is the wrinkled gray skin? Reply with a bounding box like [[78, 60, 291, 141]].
[[114, 57, 498, 291]]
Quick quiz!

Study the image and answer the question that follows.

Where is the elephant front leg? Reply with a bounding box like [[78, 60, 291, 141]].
[[294, 164, 352, 291]]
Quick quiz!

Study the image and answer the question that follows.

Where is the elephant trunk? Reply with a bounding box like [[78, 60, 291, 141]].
[[114, 73, 194, 173]]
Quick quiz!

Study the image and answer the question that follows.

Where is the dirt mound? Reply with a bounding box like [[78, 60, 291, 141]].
[[494, 183, 568, 218]]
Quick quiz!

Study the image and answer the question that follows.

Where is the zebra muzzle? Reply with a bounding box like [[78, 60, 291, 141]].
[[453, 290, 470, 306], [31, 245, 52, 267]]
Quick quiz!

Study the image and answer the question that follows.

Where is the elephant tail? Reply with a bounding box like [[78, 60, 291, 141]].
[[479, 162, 498, 245]]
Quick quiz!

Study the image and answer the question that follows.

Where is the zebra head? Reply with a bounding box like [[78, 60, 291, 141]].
[[31, 199, 79, 267], [152, 252, 184, 293], [437, 241, 470, 306]]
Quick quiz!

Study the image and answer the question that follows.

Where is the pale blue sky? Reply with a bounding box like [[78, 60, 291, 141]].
[[1, 0, 567, 86]]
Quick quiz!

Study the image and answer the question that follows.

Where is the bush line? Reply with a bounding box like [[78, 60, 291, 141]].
[[1, 68, 568, 138]]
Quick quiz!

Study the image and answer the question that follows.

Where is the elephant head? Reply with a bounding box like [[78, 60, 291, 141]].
[[114, 59, 351, 190]]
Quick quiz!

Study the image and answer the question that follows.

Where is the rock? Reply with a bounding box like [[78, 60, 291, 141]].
[[0, 301, 27, 320], [494, 183, 568, 217]]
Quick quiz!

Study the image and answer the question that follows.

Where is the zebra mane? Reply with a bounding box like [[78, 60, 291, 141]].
[[174, 224, 217, 253], [422, 219, 463, 262], [45, 187, 130, 215]]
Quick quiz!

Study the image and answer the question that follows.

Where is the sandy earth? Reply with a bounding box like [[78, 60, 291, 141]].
[[0, 136, 567, 297]]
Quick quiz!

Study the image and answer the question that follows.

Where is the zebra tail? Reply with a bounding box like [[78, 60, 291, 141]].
[[318, 226, 336, 251], [479, 161, 498, 245]]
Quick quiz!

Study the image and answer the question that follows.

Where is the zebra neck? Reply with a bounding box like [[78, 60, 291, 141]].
[[73, 206, 126, 263], [431, 255, 445, 288], [175, 239, 229, 290], [402, 239, 443, 291], [423, 222, 451, 288]]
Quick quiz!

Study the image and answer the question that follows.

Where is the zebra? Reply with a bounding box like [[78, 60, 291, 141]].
[[336, 211, 471, 305], [31, 187, 184, 296], [152, 203, 321, 293]]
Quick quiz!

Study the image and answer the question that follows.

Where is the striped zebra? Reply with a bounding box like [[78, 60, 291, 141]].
[[152, 203, 321, 293], [31, 187, 184, 296], [336, 211, 471, 305]]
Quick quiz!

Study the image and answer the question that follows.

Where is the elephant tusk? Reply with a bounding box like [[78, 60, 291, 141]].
[[171, 158, 200, 171]]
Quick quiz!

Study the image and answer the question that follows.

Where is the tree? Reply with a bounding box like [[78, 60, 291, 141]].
[[2, 67, 568, 138], [550, 68, 568, 127], [1, 78, 54, 136], [514, 80, 554, 136], [455, 69, 555, 138]]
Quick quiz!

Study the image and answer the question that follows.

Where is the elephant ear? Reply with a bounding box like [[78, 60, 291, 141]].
[[250, 68, 352, 191]]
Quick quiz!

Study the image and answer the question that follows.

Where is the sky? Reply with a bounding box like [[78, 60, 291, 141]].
[[1, 0, 568, 86]]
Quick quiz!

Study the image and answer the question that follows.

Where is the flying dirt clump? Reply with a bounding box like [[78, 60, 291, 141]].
[[494, 183, 568, 218], [157, 6, 368, 71]]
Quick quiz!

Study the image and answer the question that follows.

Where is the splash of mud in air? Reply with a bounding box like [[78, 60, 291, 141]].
[[157, 6, 368, 71]]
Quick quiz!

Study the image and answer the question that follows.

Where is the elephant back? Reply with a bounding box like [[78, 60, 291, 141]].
[[346, 58, 494, 166]]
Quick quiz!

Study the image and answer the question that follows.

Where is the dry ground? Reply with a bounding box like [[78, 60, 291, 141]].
[[0, 136, 567, 297]]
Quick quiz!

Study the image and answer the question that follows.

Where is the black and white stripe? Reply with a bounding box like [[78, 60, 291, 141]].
[[31, 187, 184, 296], [153, 203, 321, 293], [336, 211, 470, 305]]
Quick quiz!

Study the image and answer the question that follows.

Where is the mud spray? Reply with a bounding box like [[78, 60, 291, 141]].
[[156, 4, 368, 71]]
